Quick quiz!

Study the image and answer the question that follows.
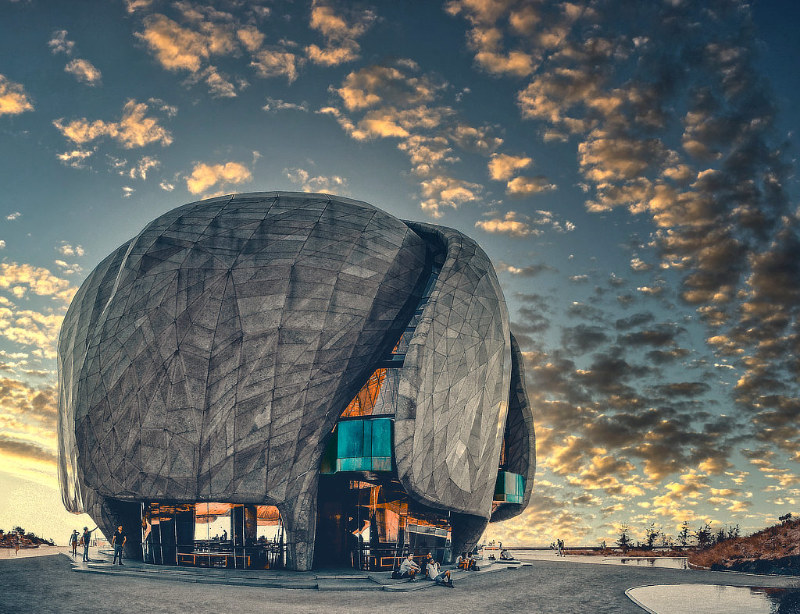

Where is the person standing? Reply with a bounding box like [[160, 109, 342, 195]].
[[70, 530, 79, 557], [81, 526, 97, 562], [111, 525, 126, 565], [14, 533, 19, 555]]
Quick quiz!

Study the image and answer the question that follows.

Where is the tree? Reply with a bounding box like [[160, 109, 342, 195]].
[[715, 528, 726, 544], [779, 513, 793, 525], [616, 525, 632, 552], [645, 523, 659, 550], [660, 532, 673, 549], [678, 521, 690, 548], [695, 523, 712, 550], [726, 524, 740, 540]]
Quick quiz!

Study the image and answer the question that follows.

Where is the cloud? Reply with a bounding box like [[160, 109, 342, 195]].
[[420, 175, 482, 217], [53, 99, 173, 149], [506, 175, 557, 195], [335, 62, 441, 111], [136, 14, 234, 73], [0, 263, 75, 304], [284, 167, 348, 195], [488, 153, 532, 181], [250, 49, 301, 82], [64, 58, 102, 85], [47, 30, 74, 55], [127, 156, 160, 180], [561, 324, 609, 355], [0, 377, 59, 470], [476, 209, 574, 237], [56, 149, 94, 169], [495, 261, 554, 276], [305, 1, 375, 66], [0, 75, 34, 116], [56, 243, 85, 257], [262, 98, 309, 113], [476, 211, 533, 238], [6, 212, 20, 221], [186, 161, 252, 194]]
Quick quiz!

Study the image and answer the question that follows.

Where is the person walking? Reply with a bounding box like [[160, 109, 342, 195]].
[[111, 525, 126, 565], [70, 530, 79, 557], [81, 526, 97, 562], [14, 533, 19, 555]]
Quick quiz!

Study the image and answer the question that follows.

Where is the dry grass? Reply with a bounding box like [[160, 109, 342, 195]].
[[688, 519, 800, 569]]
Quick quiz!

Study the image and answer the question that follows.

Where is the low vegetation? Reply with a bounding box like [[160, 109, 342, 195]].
[[688, 514, 800, 575], [0, 527, 55, 549]]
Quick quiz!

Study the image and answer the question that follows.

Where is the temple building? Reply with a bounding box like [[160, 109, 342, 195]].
[[57, 192, 535, 571]]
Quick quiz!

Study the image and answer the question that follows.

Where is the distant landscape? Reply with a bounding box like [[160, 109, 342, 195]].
[[0, 527, 54, 549]]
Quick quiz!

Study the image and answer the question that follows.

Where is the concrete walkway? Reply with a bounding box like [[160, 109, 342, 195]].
[[2, 549, 799, 613], [66, 547, 523, 591]]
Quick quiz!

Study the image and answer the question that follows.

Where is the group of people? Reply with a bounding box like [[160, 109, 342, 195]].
[[69, 526, 99, 562], [397, 552, 454, 587], [455, 551, 479, 570], [69, 525, 127, 565]]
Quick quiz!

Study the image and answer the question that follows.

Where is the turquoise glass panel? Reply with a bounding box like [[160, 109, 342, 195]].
[[335, 418, 393, 472], [338, 421, 365, 459], [494, 471, 525, 503], [370, 418, 392, 458]]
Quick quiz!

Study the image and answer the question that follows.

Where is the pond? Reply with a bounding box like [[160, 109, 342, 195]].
[[605, 557, 688, 570], [626, 584, 800, 613]]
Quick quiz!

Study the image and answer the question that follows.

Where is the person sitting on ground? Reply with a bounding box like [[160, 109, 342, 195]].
[[398, 553, 421, 581], [456, 552, 468, 570], [500, 548, 514, 560], [423, 552, 435, 579], [466, 552, 478, 570], [427, 558, 454, 587]]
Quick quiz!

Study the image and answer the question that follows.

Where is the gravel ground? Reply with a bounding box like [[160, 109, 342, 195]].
[[1, 553, 799, 614]]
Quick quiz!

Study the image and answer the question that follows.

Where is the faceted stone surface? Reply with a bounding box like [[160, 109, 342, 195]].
[[57, 192, 535, 569]]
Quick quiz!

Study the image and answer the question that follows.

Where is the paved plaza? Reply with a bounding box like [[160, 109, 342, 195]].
[[1, 550, 799, 614]]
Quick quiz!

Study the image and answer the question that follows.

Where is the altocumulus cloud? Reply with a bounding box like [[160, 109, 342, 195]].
[[186, 161, 252, 195], [0, 75, 34, 116]]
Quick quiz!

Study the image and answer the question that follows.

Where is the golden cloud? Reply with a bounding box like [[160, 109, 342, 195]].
[[488, 153, 532, 181], [0, 74, 34, 116], [186, 161, 252, 194], [64, 59, 102, 85], [53, 99, 173, 149], [475, 211, 532, 237]]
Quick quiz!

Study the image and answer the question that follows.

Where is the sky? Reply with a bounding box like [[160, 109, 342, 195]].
[[0, 0, 798, 548]]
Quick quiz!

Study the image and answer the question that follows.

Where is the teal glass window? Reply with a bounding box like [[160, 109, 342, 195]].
[[335, 418, 393, 472], [494, 470, 525, 504]]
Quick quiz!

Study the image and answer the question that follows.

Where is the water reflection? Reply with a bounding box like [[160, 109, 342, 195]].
[[627, 584, 800, 614], [607, 557, 688, 570]]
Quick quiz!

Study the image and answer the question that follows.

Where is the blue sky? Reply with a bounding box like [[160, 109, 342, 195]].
[[0, 0, 798, 547]]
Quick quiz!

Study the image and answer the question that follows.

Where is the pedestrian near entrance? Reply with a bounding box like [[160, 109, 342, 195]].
[[111, 526, 126, 565], [81, 526, 97, 562], [69, 530, 79, 557]]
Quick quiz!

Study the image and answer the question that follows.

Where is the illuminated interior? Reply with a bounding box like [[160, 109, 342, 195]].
[[314, 475, 451, 570], [141, 502, 286, 569]]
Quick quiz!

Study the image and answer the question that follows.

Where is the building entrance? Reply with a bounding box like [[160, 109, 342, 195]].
[[314, 474, 451, 571]]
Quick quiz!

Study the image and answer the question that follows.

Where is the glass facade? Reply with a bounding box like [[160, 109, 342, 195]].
[[494, 470, 525, 504], [141, 502, 286, 569], [314, 475, 451, 570]]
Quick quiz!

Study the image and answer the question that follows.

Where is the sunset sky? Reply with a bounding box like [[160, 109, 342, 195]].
[[1, 0, 799, 547]]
